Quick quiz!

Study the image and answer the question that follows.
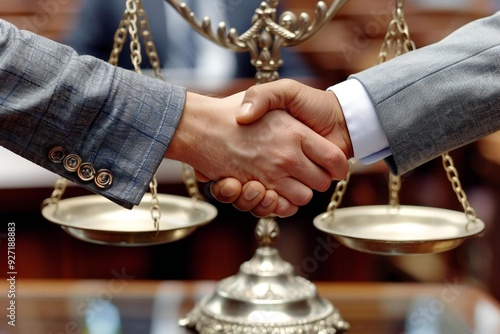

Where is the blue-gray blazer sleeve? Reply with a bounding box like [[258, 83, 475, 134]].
[[0, 19, 186, 208], [352, 12, 500, 175]]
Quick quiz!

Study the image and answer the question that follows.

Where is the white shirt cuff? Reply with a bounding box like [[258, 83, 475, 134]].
[[327, 79, 391, 164]]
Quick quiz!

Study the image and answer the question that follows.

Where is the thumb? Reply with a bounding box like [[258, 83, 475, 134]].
[[236, 102, 262, 124], [235, 79, 300, 124]]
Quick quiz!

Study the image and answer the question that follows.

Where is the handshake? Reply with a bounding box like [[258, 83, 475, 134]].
[[166, 79, 354, 218]]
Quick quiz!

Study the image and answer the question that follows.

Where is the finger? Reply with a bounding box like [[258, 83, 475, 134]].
[[210, 178, 242, 203], [194, 169, 210, 182], [232, 181, 266, 212], [236, 79, 300, 124], [278, 140, 333, 193], [273, 196, 298, 218], [249, 190, 279, 217], [301, 131, 349, 181], [273, 177, 314, 206]]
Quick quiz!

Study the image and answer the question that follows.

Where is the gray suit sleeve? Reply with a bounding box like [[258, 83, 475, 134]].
[[352, 12, 500, 175], [0, 19, 186, 208]]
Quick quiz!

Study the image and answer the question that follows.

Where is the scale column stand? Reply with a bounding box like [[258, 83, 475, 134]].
[[179, 216, 349, 334]]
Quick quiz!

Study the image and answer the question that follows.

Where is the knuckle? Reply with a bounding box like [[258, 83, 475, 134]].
[[324, 149, 348, 180], [315, 175, 332, 192], [295, 190, 314, 206]]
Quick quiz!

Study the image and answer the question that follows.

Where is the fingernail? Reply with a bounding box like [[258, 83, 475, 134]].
[[236, 102, 252, 118], [244, 184, 260, 201], [220, 183, 238, 198], [261, 194, 275, 207]]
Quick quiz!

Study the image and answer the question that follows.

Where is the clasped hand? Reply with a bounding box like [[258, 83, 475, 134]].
[[168, 79, 352, 218]]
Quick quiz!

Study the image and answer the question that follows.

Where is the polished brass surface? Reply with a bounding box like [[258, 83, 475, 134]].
[[42, 194, 217, 246], [314, 205, 485, 255]]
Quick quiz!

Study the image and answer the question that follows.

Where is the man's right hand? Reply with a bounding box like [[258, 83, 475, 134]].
[[210, 79, 354, 217], [237, 79, 353, 159]]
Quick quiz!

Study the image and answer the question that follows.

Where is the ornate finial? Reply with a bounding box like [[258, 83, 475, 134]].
[[255, 216, 279, 247], [165, 0, 350, 83]]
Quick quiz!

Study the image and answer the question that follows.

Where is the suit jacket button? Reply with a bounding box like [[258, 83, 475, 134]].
[[63, 154, 82, 172], [48, 146, 67, 163], [78, 163, 96, 181], [94, 169, 113, 189]]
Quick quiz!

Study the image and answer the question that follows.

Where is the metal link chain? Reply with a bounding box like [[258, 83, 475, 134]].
[[323, 0, 478, 224], [108, 12, 128, 66], [324, 1, 415, 216], [324, 0, 475, 222], [41, 178, 67, 208], [137, 3, 163, 79], [377, 0, 415, 64], [324, 159, 354, 217], [388, 173, 401, 208], [117, 0, 163, 232], [378, 0, 476, 222], [125, 0, 143, 74], [442, 153, 478, 222], [43, 0, 203, 234], [182, 164, 204, 201], [134, 0, 202, 204], [381, 0, 476, 222], [379, 0, 476, 222], [114, 0, 204, 231], [109, 1, 163, 77], [149, 176, 162, 234], [378, 0, 415, 207]]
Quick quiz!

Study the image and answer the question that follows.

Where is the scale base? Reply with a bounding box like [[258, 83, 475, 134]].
[[179, 217, 349, 334]]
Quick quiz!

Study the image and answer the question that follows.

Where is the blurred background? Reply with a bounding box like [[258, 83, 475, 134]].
[[1, 0, 500, 303]]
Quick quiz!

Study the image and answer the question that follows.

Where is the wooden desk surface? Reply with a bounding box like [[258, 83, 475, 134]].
[[2, 280, 499, 334]]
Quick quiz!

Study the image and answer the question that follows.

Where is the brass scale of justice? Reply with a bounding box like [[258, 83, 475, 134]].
[[41, 0, 485, 333]]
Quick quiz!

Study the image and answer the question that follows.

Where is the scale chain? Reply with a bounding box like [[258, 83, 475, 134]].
[[149, 176, 162, 234], [377, 0, 415, 64], [325, 0, 415, 215], [42, 0, 207, 233], [111, 0, 205, 232], [442, 153, 478, 222], [41, 178, 67, 208], [381, 0, 477, 222], [108, 12, 128, 66], [123, 0, 163, 233], [126, 0, 143, 74], [325, 159, 354, 216], [134, 1, 201, 202], [388, 173, 401, 208], [137, 2, 163, 79], [379, 0, 415, 207], [182, 164, 204, 201]]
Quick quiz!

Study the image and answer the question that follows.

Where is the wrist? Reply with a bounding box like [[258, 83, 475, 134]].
[[166, 92, 211, 163], [326, 91, 354, 160], [328, 79, 388, 162]]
